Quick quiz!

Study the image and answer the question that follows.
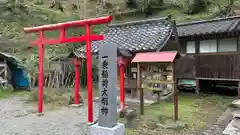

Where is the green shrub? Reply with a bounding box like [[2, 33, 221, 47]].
[[163, 0, 208, 14], [0, 89, 11, 99], [182, 0, 208, 14], [34, 0, 43, 5], [27, 88, 69, 106]]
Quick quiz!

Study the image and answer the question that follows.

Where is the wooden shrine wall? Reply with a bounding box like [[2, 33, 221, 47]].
[[141, 63, 173, 97]]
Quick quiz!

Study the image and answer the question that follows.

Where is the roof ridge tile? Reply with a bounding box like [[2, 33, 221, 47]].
[[108, 17, 170, 28], [177, 15, 240, 27]]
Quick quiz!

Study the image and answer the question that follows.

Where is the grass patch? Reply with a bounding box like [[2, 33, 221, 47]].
[[26, 87, 99, 110], [145, 93, 233, 128], [124, 93, 235, 135], [0, 89, 12, 99], [0, 88, 29, 99]]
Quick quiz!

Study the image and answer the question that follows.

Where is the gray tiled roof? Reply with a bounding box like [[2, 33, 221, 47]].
[[74, 17, 173, 55], [177, 16, 240, 37], [74, 16, 240, 57], [73, 47, 86, 58], [73, 47, 133, 59]]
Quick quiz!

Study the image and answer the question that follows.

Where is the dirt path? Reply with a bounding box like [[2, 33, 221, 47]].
[[0, 96, 99, 135]]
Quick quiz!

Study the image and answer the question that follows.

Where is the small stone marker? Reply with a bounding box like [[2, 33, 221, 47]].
[[91, 43, 125, 135]]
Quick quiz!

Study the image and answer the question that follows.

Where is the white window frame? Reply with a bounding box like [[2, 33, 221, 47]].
[[199, 39, 217, 53], [186, 41, 196, 54]]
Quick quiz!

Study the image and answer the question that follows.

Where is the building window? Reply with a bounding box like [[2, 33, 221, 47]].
[[186, 41, 195, 53], [218, 38, 237, 52], [200, 39, 217, 53]]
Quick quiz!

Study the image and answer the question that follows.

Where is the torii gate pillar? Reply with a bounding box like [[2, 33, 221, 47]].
[[23, 16, 112, 123]]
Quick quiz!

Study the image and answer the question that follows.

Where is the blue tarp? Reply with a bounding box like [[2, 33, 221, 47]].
[[11, 68, 29, 87], [0, 52, 30, 89], [7, 60, 29, 89]]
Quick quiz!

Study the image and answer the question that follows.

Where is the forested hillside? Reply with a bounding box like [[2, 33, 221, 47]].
[[0, 0, 240, 73]]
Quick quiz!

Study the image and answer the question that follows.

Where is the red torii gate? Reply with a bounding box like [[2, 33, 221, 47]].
[[23, 16, 112, 123], [117, 56, 131, 111]]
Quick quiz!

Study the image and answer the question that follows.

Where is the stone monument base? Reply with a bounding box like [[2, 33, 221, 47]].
[[36, 112, 44, 116], [91, 123, 125, 135], [68, 103, 83, 108]]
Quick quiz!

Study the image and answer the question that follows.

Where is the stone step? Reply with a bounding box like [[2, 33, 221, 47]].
[[232, 111, 240, 119], [223, 117, 240, 135], [231, 100, 240, 108]]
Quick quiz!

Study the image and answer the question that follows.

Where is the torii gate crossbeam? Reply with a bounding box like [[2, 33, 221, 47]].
[[24, 16, 112, 123]]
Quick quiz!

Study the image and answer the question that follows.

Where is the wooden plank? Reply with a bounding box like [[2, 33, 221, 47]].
[[195, 54, 240, 79], [197, 77, 240, 81], [0, 68, 5, 75], [0, 78, 7, 83], [3, 59, 7, 87], [195, 79, 199, 95], [142, 88, 171, 91], [124, 78, 137, 89], [172, 61, 178, 121], [0, 63, 7, 67], [142, 80, 173, 84], [175, 55, 196, 78], [172, 20, 180, 52], [238, 81, 240, 99], [137, 62, 144, 115]]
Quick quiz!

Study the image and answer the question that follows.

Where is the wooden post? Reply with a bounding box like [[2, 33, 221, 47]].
[[73, 58, 81, 105], [4, 59, 7, 87], [172, 61, 178, 121], [196, 79, 200, 95], [238, 81, 240, 99], [172, 20, 180, 52], [119, 65, 125, 110], [85, 24, 93, 123], [38, 31, 44, 114], [137, 62, 144, 115], [117, 56, 127, 111]]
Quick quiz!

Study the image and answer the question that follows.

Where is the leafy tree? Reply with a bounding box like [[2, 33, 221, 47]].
[[183, 0, 208, 14]]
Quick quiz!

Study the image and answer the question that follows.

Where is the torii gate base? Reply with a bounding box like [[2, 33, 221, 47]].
[[24, 16, 112, 123]]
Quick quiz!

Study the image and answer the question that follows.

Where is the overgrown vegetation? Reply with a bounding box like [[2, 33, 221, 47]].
[[27, 88, 70, 107], [26, 87, 99, 109], [0, 87, 29, 99], [122, 93, 235, 135], [0, 89, 13, 99], [0, 0, 240, 88]]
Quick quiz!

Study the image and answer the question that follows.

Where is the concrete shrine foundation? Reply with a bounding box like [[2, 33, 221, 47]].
[[91, 123, 125, 135]]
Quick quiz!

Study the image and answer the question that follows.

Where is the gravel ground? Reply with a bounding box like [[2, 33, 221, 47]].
[[0, 96, 99, 135], [0, 95, 234, 135]]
